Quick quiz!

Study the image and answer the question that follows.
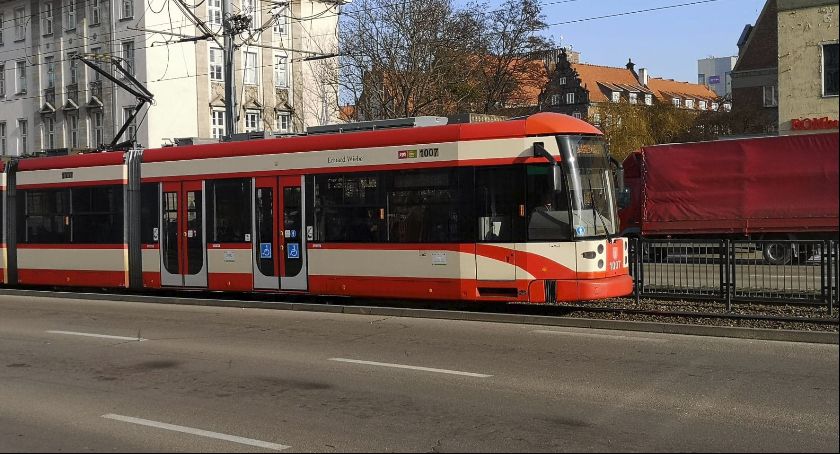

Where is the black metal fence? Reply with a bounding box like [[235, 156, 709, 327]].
[[629, 238, 838, 310]]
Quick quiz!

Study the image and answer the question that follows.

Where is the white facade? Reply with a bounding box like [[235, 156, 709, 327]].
[[0, 0, 340, 158]]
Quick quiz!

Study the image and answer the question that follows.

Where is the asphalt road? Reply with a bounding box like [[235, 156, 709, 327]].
[[0, 294, 837, 452]]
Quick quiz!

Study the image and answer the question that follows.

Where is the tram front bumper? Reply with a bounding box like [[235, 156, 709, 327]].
[[552, 274, 634, 302]]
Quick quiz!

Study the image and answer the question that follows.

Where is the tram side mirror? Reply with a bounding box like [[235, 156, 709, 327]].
[[533, 142, 563, 193], [617, 187, 631, 209]]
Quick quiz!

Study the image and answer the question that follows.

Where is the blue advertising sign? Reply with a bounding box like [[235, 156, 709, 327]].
[[260, 243, 272, 259], [287, 243, 300, 259], [709, 75, 721, 84]]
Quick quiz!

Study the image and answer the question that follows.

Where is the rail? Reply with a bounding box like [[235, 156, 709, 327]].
[[629, 238, 838, 312]]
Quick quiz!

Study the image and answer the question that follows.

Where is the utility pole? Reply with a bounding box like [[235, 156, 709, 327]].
[[223, 0, 238, 138]]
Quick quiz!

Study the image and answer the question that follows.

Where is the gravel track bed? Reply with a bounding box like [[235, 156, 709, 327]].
[[566, 297, 839, 332]]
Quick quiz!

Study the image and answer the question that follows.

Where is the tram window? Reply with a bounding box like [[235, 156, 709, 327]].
[[526, 165, 572, 241], [0, 191, 4, 244], [207, 179, 252, 243], [475, 167, 524, 242], [313, 173, 384, 242], [386, 168, 472, 243], [71, 186, 124, 244], [140, 183, 159, 244], [20, 189, 71, 243]]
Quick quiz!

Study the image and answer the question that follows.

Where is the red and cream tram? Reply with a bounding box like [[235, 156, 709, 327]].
[[0, 113, 632, 303]]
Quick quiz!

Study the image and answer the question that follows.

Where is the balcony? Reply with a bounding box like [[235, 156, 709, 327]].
[[64, 84, 80, 110], [88, 80, 103, 108], [40, 87, 57, 114]]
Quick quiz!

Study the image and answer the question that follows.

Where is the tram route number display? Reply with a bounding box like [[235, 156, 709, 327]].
[[398, 147, 439, 160]]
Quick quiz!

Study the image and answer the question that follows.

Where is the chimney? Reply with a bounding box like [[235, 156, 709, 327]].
[[638, 68, 649, 87], [626, 58, 635, 72]]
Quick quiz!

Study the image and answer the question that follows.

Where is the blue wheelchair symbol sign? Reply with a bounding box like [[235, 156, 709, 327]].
[[260, 243, 272, 259], [575, 226, 586, 236], [287, 243, 300, 259]]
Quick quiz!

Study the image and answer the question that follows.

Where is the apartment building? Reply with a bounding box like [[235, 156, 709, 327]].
[[0, 0, 341, 158]]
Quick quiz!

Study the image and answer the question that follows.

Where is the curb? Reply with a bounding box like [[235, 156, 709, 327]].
[[1, 288, 837, 345]]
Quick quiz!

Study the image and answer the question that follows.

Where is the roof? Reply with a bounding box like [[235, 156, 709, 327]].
[[143, 112, 602, 164], [647, 77, 719, 101], [571, 63, 649, 102]]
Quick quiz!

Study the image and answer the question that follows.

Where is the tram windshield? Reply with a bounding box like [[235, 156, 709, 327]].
[[558, 135, 618, 238]]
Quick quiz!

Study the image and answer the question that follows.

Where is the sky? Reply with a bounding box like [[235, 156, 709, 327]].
[[460, 0, 768, 83]]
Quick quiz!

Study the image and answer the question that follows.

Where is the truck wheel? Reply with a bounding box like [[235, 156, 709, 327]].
[[762, 242, 792, 265]]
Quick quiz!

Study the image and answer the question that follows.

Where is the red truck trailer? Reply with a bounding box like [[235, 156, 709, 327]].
[[618, 133, 839, 264]]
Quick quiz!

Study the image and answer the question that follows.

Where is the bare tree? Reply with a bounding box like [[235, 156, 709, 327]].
[[471, 0, 553, 114], [339, 0, 483, 120]]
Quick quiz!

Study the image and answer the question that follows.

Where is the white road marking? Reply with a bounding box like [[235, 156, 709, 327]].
[[46, 330, 146, 342], [102, 414, 290, 451], [329, 358, 492, 378], [532, 330, 668, 343]]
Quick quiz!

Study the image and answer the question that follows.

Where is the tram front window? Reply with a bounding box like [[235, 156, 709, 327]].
[[557, 135, 617, 238]]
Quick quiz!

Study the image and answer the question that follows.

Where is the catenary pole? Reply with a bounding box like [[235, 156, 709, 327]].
[[223, 0, 238, 138]]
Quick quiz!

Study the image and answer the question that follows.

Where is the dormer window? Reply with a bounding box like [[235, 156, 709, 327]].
[[699, 100, 707, 110], [685, 99, 695, 109], [645, 94, 653, 105], [672, 97, 681, 107], [712, 102, 719, 111], [611, 91, 620, 103], [629, 93, 637, 104]]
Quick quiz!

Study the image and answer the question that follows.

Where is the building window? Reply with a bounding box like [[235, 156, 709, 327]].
[[611, 91, 620, 103], [629, 93, 637, 105], [91, 111, 103, 147], [68, 114, 79, 148], [91, 47, 102, 81], [712, 102, 719, 111], [14, 7, 26, 41], [0, 64, 5, 97], [699, 100, 707, 110], [91, 0, 102, 25], [0, 122, 6, 155], [274, 54, 287, 88], [823, 43, 839, 96], [209, 0, 222, 26], [685, 99, 695, 109], [242, 0, 258, 28], [121, 41, 135, 76], [566, 92, 575, 104], [672, 97, 681, 108], [123, 107, 136, 141], [68, 53, 78, 84], [43, 117, 56, 150], [66, 0, 77, 29], [122, 0, 134, 19], [763, 85, 778, 107], [698, 73, 705, 85], [209, 47, 224, 81], [645, 94, 652, 105], [572, 112, 581, 119], [42, 3, 54, 35], [277, 112, 291, 133], [245, 111, 261, 132], [19, 120, 28, 154], [211, 110, 225, 139], [559, 77, 566, 86], [244, 51, 257, 84], [551, 94, 560, 106], [592, 113, 601, 126], [273, 5, 288, 35], [46, 56, 55, 89], [16, 60, 27, 94], [723, 102, 732, 112], [0, 13, 5, 45]]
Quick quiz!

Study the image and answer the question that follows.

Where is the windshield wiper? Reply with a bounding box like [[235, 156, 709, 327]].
[[585, 173, 613, 241]]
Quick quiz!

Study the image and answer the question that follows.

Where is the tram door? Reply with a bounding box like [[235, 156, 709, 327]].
[[252, 175, 307, 291], [160, 181, 208, 288]]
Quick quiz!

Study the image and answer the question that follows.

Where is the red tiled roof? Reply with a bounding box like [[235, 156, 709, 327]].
[[571, 63, 648, 102], [647, 77, 718, 101]]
